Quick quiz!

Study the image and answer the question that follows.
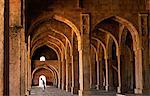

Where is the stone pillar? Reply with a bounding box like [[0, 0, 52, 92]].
[[65, 44, 69, 92], [61, 54, 65, 90], [68, 59, 72, 92], [149, 11, 150, 93], [25, 44, 28, 95], [79, 13, 91, 96], [9, 26, 22, 96], [71, 30, 74, 94], [134, 49, 143, 94], [73, 46, 79, 94], [90, 47, 97, 89], [96, 44, 100, 90], [99, 59, 104, 89], [117, 53, 121, 93], [72, 29, 79, 94], [9, 0, 22, 95], [96, 57, 100, 90], [138, 13, 150, 93], [71, 55, 74, 94], [20, 28, 25, 96], [0, 0, 4, 95], [104, 57, 109, 91], [90, 52, 92, 89], [27, 36, 32, 93], [58, 60, 61, 89]]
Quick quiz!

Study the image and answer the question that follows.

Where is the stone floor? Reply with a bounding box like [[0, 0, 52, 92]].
[[30, 86, 77, 96], [29, 86, 116, 96], [30, 86, 149, 96]]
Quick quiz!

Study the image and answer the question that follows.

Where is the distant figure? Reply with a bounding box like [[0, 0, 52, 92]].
[[41, 78, 45, 91]]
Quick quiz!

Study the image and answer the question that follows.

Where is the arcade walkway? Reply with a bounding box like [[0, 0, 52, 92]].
[[30, 86, 77, 96]]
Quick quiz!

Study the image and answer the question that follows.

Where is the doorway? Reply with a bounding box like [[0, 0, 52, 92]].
[[39, 75, 46, 87]]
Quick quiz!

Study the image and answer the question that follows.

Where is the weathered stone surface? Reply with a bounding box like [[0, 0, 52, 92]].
[[0, 0, 4, 95]]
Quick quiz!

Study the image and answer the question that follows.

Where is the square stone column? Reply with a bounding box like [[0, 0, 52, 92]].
[[78, 13, 91, 96], [9, 26, 22, 96], [71, 31, 79, 94], [9, 0, 22, 95]]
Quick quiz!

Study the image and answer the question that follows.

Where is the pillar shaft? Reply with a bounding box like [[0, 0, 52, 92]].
[[27, 36, 32, 91], [79, 13, 91, 96], [58, 61, 61, 89], [71, 55, 74, 94], [134, 49, 143, 93], [61, 56, 65, 90], [20, 28, 25, 96], [117, 55, 121, 93], [0, 0, 4, 95], [96, 59, 100, 90], [9, 27, 22, 96], [104, 58, 109, 91], [66, 58, 69, 91]]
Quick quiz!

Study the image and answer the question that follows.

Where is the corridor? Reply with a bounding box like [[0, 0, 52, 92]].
[[30, 86, 77, 96]]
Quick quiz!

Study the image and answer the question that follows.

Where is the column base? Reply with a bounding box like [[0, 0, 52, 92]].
[[79, 89, 107, 96], [27, 89, 31, 95], [117, 86, 121, 93], [71, 86, 78, 94], [79, 90, 83, 96], [58, 84, 61, 89], [78, 90, 91, 96], [91, 84, 96, 89], [61, 84, 64, 90], [105, 85, 109, 91], [66, 85, 68, 92], [134, 88, 142, 94], [96, 84, 100, 90]]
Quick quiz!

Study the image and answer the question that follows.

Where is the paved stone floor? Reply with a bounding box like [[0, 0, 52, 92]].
[[30, 86, 77, 96]]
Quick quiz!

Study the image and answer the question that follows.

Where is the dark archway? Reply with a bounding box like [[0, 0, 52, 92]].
[[120, 28, 135, 94]]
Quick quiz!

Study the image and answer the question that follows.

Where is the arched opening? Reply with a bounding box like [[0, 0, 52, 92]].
[[32, 68, 55, 86], [91, 16, 142, 94], [40, 56, 46, 61], [31, 45, 59, 87], [107, 38, 118, 91], [39, 75, 46, 87], [120, 28, 135, 94], [90, 44, 97, 89]]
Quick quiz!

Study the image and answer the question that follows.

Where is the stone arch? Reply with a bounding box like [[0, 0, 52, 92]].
[[97, 16, 142, 93], [28, 14, 81, 50], [31, 43, 61, 61], [94, 15, 140, 51], [32, 67, 57, 86], [113, 16, 142, 93], [113, 16, 140, 51], [31, 35, 66, 54], [31, 27, 72, 55], [91, 37, 107, 59], [91, 44, 98, 61], [90, 44, 98, 88], [32, 65, 59, 86], [98, 28, 119, 56]]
